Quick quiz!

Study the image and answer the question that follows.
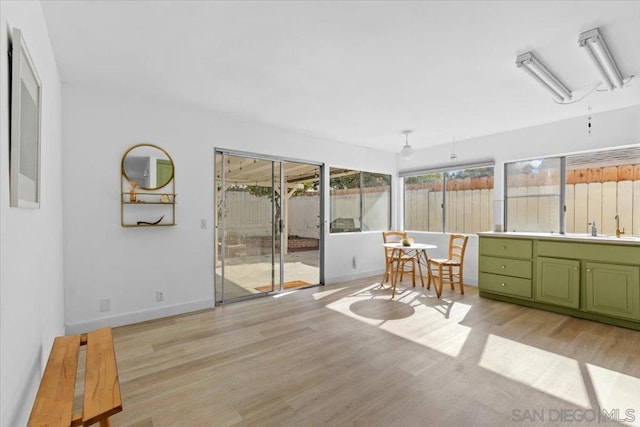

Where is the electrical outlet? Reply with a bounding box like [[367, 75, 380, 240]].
[[100, 298, 111, 312], [156, 291, 165, 302], [201, 219, 207, 229]]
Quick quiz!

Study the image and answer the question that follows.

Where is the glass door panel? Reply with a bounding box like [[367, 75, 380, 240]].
[[215, 154, 279, 302], [215, 153, 322, 303], [282, 161, 320, 288]]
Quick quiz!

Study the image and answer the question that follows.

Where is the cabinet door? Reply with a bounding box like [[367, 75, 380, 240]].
[[536, 257, 580, 309], [585, 262, 640, 320]]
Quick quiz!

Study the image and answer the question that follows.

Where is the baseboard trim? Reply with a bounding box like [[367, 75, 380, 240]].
[[325, 269, 385, 284], [325, 270, 478, 288], [65, 298, 215, 334]]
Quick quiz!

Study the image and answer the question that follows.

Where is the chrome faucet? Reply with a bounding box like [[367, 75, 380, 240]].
[[615, 215, 625, 238], [588, 221, 597, 237]]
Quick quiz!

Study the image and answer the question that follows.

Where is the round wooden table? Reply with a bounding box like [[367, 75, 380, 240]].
[[382, 242, 437, 298]]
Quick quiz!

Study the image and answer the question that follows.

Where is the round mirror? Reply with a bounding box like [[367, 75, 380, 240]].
[[122, 143, 174, 190]]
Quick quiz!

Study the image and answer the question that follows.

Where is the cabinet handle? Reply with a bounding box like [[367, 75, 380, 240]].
[[587, 268, 591, 272], [501, 283, 506, 287], [574, 267, 578, 271], [501, 265, 506, 269], [502, 245, 507, 250]]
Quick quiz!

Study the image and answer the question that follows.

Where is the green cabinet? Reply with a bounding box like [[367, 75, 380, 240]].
[[479, 272, 532, 298], [585, 262, 640, 320], [480, 237, 532, 259], [535, 257, 580, 309], [478, 238, 532, 299], [480, 256, 532, 279], [478, 233, 640, 330]]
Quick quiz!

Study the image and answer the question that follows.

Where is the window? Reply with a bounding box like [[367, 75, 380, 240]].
[[504, 146, 640, 236], [330, 168, 391, 233], [567, 147, 640, 236], [362, 172, 391, 231], [505, 158, 562, 233], [403, 164, 494, 234], [404, 173, 443, 232]]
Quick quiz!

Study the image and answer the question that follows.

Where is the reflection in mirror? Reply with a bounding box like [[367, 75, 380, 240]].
[[122, 144, 174, 190]]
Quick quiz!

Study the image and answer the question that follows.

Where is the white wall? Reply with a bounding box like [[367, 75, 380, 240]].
[[62, 84, 395, 333], [0, 2, 64, 426], [399, 103, 640, 212], [1, 4, 637, 426], [397, 104, 640, 287], [61, 87, 640, 334]]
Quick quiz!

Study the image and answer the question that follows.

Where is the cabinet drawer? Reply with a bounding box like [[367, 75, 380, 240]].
[[480, 256, 532, 279], [480, 237, 532, 259], [480, 273, 532, 299], [538, 241, 640, 265]]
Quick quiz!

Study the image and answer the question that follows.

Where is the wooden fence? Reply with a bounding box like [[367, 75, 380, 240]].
[[222, 189, 390, 236], [405, 188, 494, 234], [507, 165, 640, 236], [508, 181, 640, 236], [404, 176, 494, 233], [222, 167, 640, 237], [221, 191, 320, 238], [329, 188, 390, 231]]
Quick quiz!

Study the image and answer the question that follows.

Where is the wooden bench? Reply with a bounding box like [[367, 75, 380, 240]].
[[28, 327, 122, 427]]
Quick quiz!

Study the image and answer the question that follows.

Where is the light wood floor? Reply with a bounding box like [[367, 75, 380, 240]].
[[107, 277, 640, 426]]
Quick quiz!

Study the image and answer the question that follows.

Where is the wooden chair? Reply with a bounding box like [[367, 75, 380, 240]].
[[382, 231, 416, 288], [428, 234, 469, 297]]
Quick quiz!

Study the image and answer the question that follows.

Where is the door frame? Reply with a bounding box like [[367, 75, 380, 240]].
[[214, 148, 325, 304]]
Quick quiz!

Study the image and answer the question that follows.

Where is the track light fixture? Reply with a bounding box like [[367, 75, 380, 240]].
[[516, 52, 572, 103], [578, 27, 624, 91]]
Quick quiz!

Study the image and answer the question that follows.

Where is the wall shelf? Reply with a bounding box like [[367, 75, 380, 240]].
[[121, 144, 176, 227], [121, 193, 177, 205], [122, 223, 176, 228]]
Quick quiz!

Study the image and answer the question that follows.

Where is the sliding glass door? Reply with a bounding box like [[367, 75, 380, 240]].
[[215, 151, 322, 303]]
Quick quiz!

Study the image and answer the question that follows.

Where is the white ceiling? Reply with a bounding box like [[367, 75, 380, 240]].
[[41, 1, 640, 152]]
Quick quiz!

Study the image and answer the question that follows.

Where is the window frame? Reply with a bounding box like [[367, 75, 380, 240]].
[[401, 161, 495, 234], [329, 168, 391, 233], [503, 156, 565, 234], [503, 145, 640, 235]]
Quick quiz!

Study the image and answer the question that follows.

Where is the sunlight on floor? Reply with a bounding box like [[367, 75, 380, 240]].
[[218, 261, 319, 291], [312, 287, 347, 300], [325, 283, 473, 357], [390, 294, 473, 358], [587, 363, 640, 427], [272, 291, 299, 298], [479, 334, 590, 408]]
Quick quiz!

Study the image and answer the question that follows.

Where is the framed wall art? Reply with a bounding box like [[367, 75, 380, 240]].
[[10, 27, 42, 208]]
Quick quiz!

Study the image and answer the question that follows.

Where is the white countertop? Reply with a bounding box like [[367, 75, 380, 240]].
[[478, 231, 640, 246]]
